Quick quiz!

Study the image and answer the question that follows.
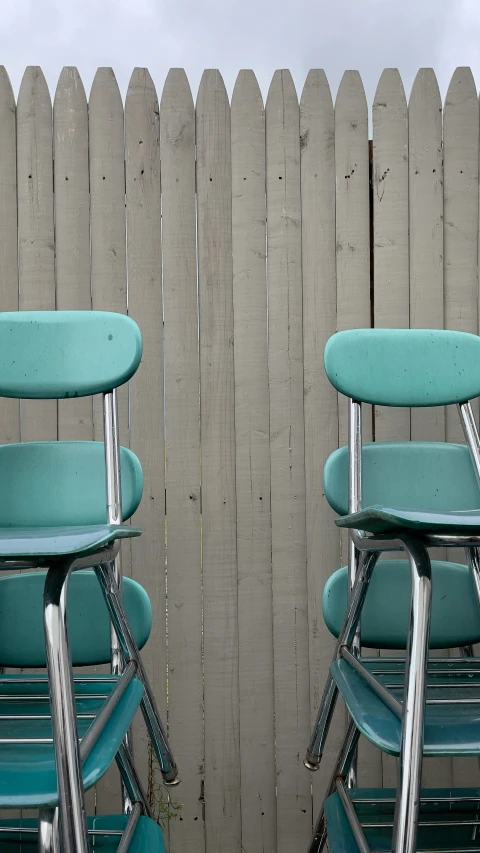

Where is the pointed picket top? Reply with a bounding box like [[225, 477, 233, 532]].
[[232, 69, 263, 113], [374, 68, 406, 112], [409, 67, 441, 112], [300, 69, 333, 117], [0, 66, 14, 109], [161, 67, 194, 112], [445, 66, 477, 120], [335, 69, 367, 115], [18, 65, 51, 107], [266, 68, 298, 113], [126, 66, 157, 104], [89, 66, 122, 112], [196, 68, 228, 113], [160, 68, 194, 155], [54, 66, 87, 111]]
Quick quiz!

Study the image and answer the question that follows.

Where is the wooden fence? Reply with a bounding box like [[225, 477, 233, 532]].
[[0, 62, 479, 853]]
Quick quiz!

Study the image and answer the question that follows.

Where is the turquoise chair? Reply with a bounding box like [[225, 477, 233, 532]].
[[0, 311, 177, 853], [0, 571, 165, 851], [306, 329, 480, 853]]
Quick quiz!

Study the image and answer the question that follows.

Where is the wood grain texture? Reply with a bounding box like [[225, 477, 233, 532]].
[[0, 67, 19, 445], [89, 67, 129, 453], [300, 69, 341, 814], [196, 69, 240, 852], [232, 69, 276, 853], [409, 69, 445, 442], [372, 69, 409, 442], [335, 70, 378, 786], [125, 67, 166, 811], [443, 67, 479, 440], [160, 68, 204, 851], [54, 67, 93, 442], [88, 66, 128, 813], [17, 66, 56, 441], [266, 69, 311, 850]]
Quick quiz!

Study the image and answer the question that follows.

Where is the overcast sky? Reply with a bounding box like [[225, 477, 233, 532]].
[[1, 0, 480, 106]]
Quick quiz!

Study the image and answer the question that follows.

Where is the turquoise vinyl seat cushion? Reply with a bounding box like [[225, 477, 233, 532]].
[[324, 787, 480, 853], [0, 676, 143, 807], [0, 311, 142, 399], [0, 570, 152, 667], [324, 443, 480, 517], [324, 328, 480, 407], [323, 560, 480, 649], [331, 658, 480, 756], [0, 815, 165, 852]]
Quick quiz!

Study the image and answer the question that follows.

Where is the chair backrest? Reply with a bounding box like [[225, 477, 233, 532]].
[[324, 442, 480, 516], [0, 442, 142, 527], [324, 328, 480, 406], [323, 560, 480, 650], [0, 571, 152, 667], [0, 311, 142, 399]]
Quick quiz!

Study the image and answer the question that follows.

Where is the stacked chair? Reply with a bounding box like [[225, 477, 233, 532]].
[[0, 311, 177, 852], [305, 328, 480, 853]]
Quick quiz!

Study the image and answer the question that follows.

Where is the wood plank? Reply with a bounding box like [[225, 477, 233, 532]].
[[443, 67, 479, 439], [89, 67, 128, 449], [409, 67, 452, 787], [88, 66, 127, 815], [17, 66, 56, 441], [54, 67, 93, 442], [372, 69, 409, 442], [0, 67, 19, 445], [409, 69, 445, 442], [300, 69, 341, 813], [266, 69, 311, 850], [196, 69, 240, 852], [125, 66, 166, 820], [335, 70, 379, 787], [443, 67, 479, 788], [232, 69, 276, 853], [0, 64, 20, 824], [161, 68, 204, 853]]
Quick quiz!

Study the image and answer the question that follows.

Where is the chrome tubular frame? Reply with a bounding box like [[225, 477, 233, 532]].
[[347, 399, 362, 788], [103, 389, 123, 676], [39, 808, 60, 853], [116, 741, 153, 819], [391, 535, 432, 853], [304, 550, 379, 770], [307, 718, 360, 853], [43, 561, 89, 853], [116, 801, 142, 853], [95, 560, 179, 784], [336, 778, 370, 853]]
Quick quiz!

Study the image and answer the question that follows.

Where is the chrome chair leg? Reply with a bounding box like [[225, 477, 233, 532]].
[[305, 551, 378, 770], [95, 562, 179, 785], [39, 808, 60, 853], [43, 562, 89, 853], [307, 718, 360, 853], [116, 741, 153, 819], [392, 537, 432, 853]]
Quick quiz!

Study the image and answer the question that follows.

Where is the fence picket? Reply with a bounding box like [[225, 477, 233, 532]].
[[54, 67, 92, 442], [161, 67, 204, 852], [125, 67, 167, 810], [196, 70, 240, 852], [266, 69, 311, 851], [88, 66, 128, 814], [335, 69, 379, 787], [0, 67, 19, 447], [372, 68, 409, 442], [232, 69, 276, 853], [300, 69, 341, 814], [17, 66, 56, 442]]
